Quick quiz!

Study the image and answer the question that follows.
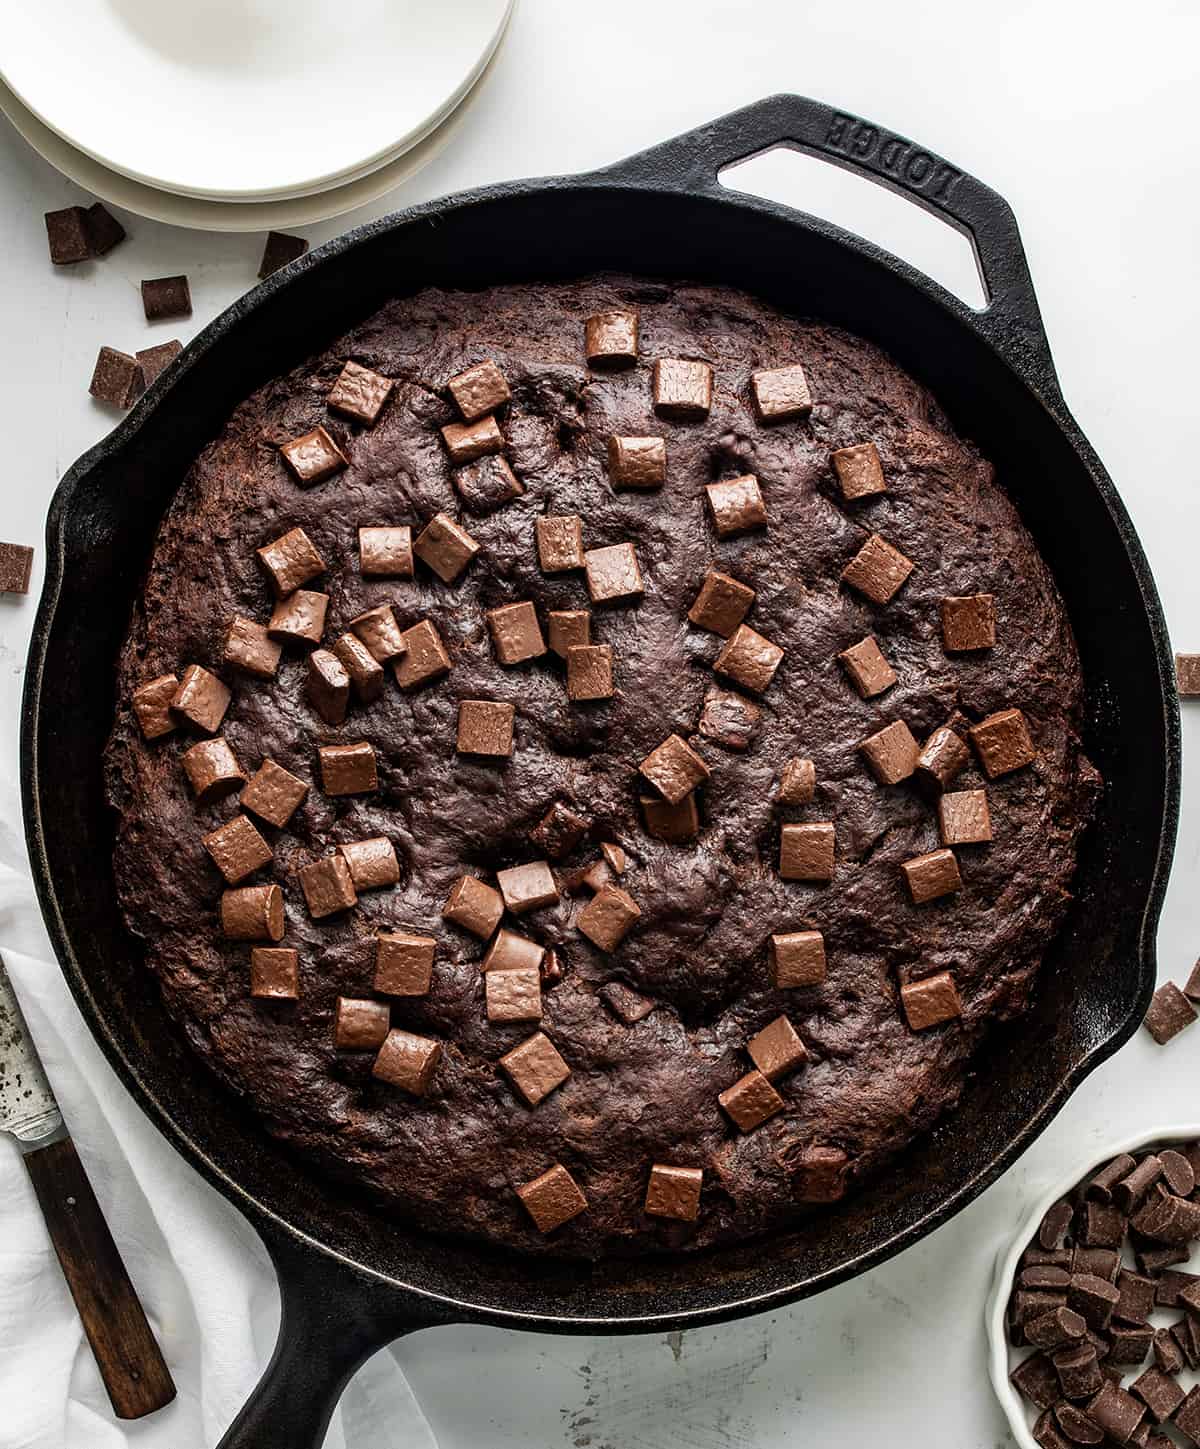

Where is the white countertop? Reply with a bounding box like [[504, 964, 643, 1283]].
[[2, 2, 1199, 1445]]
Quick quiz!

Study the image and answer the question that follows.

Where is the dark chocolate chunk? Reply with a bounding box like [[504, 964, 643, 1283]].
[[337, 838, 399, 891], [257, 526, 325, 597], [713, 624, 784, 695], [441, 415, 503, 464], [970, 708, 1037, 778], [414, 512, 480, 584], [577, 884, 640, 952], [0, 542, 34, 595], [641, 792, 700, 844], [705, 475, 767, 537], [1114, 1271, 1158, 1325], [131, 674, 178, 740], [88, 346, 143, 408], [1086, 1380, 1146, 1444], [481, 929, 544, 975], [567, 645, 615, 703], [1068, 1273, 1120, 1331], [485, 964, 542, 1023], [861, 720, 920, 785], [609, 435, 666, 490], [84, 203, 125, 256], [1138, 1245, 1188, 1277], [497, 861, 559, 916], [487, 601, 547, 665], [1054, 1402, 1104, 1445], [1074, 1247, 1120, 1282], [644, 1164, 703, 1222], [1143, 982, 1197, 1044], [1080, 1201, 1127, 1248], [529, 801, 589, 860], [241, 758, 308, 828], [938, 789, 993, 846], [547, 610, 591, 660], [1053, 1343, 1103, 1401], [779, 821, 835, 882], [1041, 1200, 1075, 1250], [203, 813, 272, 884], [172, 664, 231, 734], [499, 1031, 569, 1107], [841, 532, 913, 604], [838, 635, 897, 698], [598, 981, 656, 1025], [688, 569, 756, 637], [941, 593, 996, 652], [831, 441, 886, 500], [140, 275, 191, 321], [250, 946, 298, 1001], [1026, 1306, 1087, 1348], [298, 855, 357, 919], [280, 426, 348, 486], [136, 340, 182, 387], [394, 619, 452, 689], [1088, 1154, 1137, 1203], [698, 685, 760, 749], [374, 932, 435, 996], [1175, 1386, 1200, 1443], [1176, 654, 1200, 697], [1114, 1157, 1163, 1213], [350, 603, 406, 663], [1155, 1270, 1200, 1308], [442, 875, 504, 939], [915, 723, 970, 791], [358, 526, 413, 578], [447, 359, 510, 421], [1153, 1326, 1184, 1375], [220, 884, 284, 941], [1012, 1351, 1066, 1409], [258, 231, 308, 278], [1032, 1408, 1075, 1449], [267, 590, 327, 648], [1107, 1324, 1153, 1364], [318, 741, 377, 796], [639, 733, 710, 805], [334, 998, 390, 1051], [746, 1014, 808, 1081], [457, 699, 515, 757], [584, 542, 644, 604], [1129, 1367, 1185, 1424], [332, 632, 385, 702], [718, 1068, 784, 1132], [44, 206, 91, 265], [372, 1028, 441, 1095], [1159, 1148, 1196, 1196], [306, 649, 349, 724], [536, 515, 586, 574], [777, 756, 816, 805], [792, 1145, 849, 1204]]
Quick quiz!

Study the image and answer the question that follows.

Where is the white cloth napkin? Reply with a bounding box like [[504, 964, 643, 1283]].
[[0, 777, 436, 1449]]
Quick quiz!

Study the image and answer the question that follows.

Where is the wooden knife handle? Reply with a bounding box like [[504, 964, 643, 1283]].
[[23, 1135, 176, 1420]]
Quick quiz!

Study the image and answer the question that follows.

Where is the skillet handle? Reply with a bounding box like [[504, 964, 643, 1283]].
[[216, 1225, 445, 1449], [596, 93, 1059, 393]]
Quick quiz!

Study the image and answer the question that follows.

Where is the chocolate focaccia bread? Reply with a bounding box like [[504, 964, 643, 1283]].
[[106, 276, 1099, 1257]]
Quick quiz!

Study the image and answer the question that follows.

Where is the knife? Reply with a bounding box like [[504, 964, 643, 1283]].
[[0, 952, 176, 1419]]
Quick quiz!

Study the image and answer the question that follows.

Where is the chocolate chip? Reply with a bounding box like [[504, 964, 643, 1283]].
[[485, 964, 543, 1022], [499, 1031, 569, 1107], [1143, 983, 1197, 1044], [328, 361, 394, 425], [687, 569, 755, 637], [697, 684, 760, 749], [298, 855, 357, 918], [131, 674, 178, 739], [448, 360, 510, 421], [860, 719, 920, 784], [332, 632, 385, 702], [241, 759, 308, 827], [639, 733, 710, 804], [1031, 1408, 1075, 1449], [442, 876, 504, 939], [609, 435, 666, 489], [938, 789, 992, 846], [653, 358, 712, 418], [705, 475, 767, 538], [584, 543, 644, 604], [45, 207, 91, 265], [839, 635, 897, 698], [831, 442, 886, 501], [970, 708, 1036, 778], [487, 600, 547, 665], [372, 1028, 441, 1095], [318, 741, 377, 796], [1186, 960, 1200, 1003], [441, 415, 503, 465], [777, 757, 816, 805], [577, 884, 640, 951], [250, 947, 298, 1000], [645, 1164, 703, 1222], [1175, 654, 1200, 696], [915, 724, 971, 791], [337, 838, 399, 891], [497, 861, 559, 916], [750, 362, 812, 422], [1140, 1246, 1188, 1278], [585, 311, 638, 370], [140, 275, 191, 321], [374, 932, 435, 995], [306, 649, 350, 725], [481, 929, 544, 974], [334, 997, 390, 1051], [172, 665, 231, 734], [414, 512, 481, 584], [457, 699, 515, 757], [394, 619, 452, 689], [769, 930, 826, 988], [268, 589, 328, 647], [567, 645, 615, 702], [640, 792, 700, 843], [220, 884, 284, 941], [258, 231, 308, 278], [713, 623, 784, 694], [899, 971, 963, 1029], [719, 1069, 784, 1132], [257, 526, 326, 597], [280, 426, 348, 486], [779, 822, 835, 882], [89, 346, 143, 408], [135, 340, 181, 387], [747, 1015, 808, 1080], [517, 1163, 587, 1232], [529, 801, 589, 859], [203, 814, 272, 884], [841, 533, 913, 604], [942, 593, 996, 652], [547, 610, 591, 659], [1137, 1190, 1200, 1243], [536, 515, 586, 573]]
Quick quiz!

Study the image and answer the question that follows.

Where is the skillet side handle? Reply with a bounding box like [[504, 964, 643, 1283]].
[[595, 93, 1060, 397], [216, 1227, 445, 1449]]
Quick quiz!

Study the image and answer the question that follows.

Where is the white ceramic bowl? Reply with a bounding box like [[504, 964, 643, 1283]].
[[987, 1123, 1200, 1448]]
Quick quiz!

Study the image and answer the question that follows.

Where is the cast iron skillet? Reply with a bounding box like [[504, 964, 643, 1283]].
[[22, 95, 1179, 1448]]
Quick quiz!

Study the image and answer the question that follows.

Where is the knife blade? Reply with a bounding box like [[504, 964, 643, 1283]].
[[0, 951, 64, 1150]]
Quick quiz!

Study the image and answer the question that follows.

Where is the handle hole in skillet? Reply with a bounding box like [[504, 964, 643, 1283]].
[[719, 147, 987, 311]]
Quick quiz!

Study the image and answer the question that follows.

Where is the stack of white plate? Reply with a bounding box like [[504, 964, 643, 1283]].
[[0, 0, 514, 230]]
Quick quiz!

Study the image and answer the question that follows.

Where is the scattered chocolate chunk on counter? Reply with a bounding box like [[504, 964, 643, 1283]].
[[140, 275, 192, 322], [45, 206, 92, 265], [0, 542, 34, 596], [137, 340, 182, 387], [1177, 654, 1200, 697], [1143, 983, 1197, 1044], [258, 231, 308, 279], [89, 346, 143, 408]]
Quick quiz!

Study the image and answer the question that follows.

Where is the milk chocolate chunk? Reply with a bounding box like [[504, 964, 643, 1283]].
[[140, 274, 191, 321], [257, 527, 325, 597], [45, 206, 91, 264], [481, 929, 545, 974], [497, 861, 559, 916], [487, 601, 547, 665], [88, 346, 143, 408], [900, 971, 963, 1029], [608, 435, 666, 490], [500, 1031, 570, 1107], [258, 231, 308, 278], [653, 358, 713, 418], [942, 593, 996, 652], [747, 1015, 808, 1081], [136, 340, 182, 387], [900, 849, 962, 904], [1114, 1158, 1163, 1213], [793, 1145, 849, 1204], [349, 604, 406, 663], [203, 814, 272, 884], [1159, 1148, 1196, 1195], [1081, 1202, 1127, 1248], [280, 426, 348, 486], [414, 512, 480, 583], [1054, 1345, 1103, 1401], [332, 632, 385, 702], [1040, 1200, 1074, 1249], [443, 876, 504, 938], [779, 822, 835, 882], [334, 997, 390, 1051], [448, 359, 510, 421], [224, 616, 282, 678], [1012, 1352, 1063, 1410], [751, 362, 812, 422], [584, 542, 644, 604], [915, 724, 971, 791], [375, 932, 435, 995], [132, 674, 179, 740], [485, 964, 542, 1022], [832, 442, 887, 501], [372, 1028, 441, 1095], [1027, 1307, 1087, 1348], [585, 310, 638, 370], [641, 792, 700, 843], [221, 884, 284, 941], [645, 1164, 703, 1222], [327, 360, 393, 425], [241, 758, 308, 827], [567, 645, 614, 702], [441, 414, 503, 464], [1054, 1404, 1104, 1445], [250, 947, 298, 1001], [1143, 983, 1197, 1044], [938, 789, 993, 846], [536, 515, 586, 573], [860, 719, 920, 785], [577, 885, 640, 952], [1069, 1274, 1121, 1331], [358, 526, 413, 578], [719, 1069, 784, 1132], [714, 623, 784, 695], [457, 699, 516, 758], [318, 741, 376, 797], [337, 837, 399, 891], [268, 589, 328, 647], [601, 842, 626, 875], [770, 930, 826, 988], [838, 635, 896, 697], [298, 855, 357, 918], [970, 708, 1036, 778], [517, 1163, 587, 1232], [394, 619, 452, 688], [698, 685, 759, 748], [0, 542, 33, 596], [529, 801, 589, 859], [172, 665, 231, 734], [1131, 1368, 1185, 1424], [778, 757, 816, 805], [705, 475, 767, 538], [841, 533, 913, 604], [639, 733, 710, 804], [1175, 655, 1200, 697], [306, 649, 350, 724], [547, 610, 591, 659], [1176, 1387, 1200, 1441], [688, 569, 755, 637], [454, 453, 524, 515]]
